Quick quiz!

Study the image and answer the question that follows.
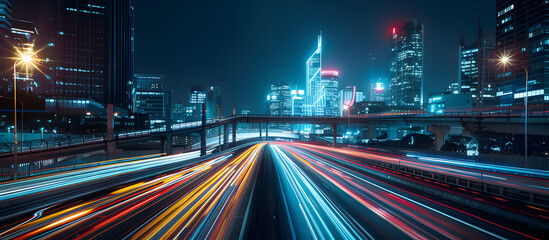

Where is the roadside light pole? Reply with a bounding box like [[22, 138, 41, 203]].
[[11, 52, 37, 179], [1, 96, 23, 154], [13, 61, 18, 179], [500, 56, 529, 167]]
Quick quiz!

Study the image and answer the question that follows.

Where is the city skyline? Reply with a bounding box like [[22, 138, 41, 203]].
[[11, 0, 496, 114]]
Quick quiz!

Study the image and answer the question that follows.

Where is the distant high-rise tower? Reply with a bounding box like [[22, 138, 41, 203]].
[[458, 43, 496, 106], [267, 83, 291, 130], [290, 89, 305, 116], [320, 70, 339, 116], [305, 32, 323, 116], [495, 0, 548, 107], [206, 86, 222, 119], [45, 0, 134, 116], [134, 74, 171, 128], [390, 19, 424, 109], [0, 0, 12, 32]]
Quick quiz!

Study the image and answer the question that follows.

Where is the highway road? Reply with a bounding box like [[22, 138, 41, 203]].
[[1, 142, 547, 239]]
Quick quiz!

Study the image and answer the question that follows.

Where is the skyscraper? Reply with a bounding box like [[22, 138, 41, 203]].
[[267, 82, 291, 130], [495, 0, 548, 106], [206, 86, 222, 119], [320, 70, 339, 116], [458, 43, 496, 106], [340, 86, 356, 115], [134, 74, 171, 128], [390, 19, 424, 109], [267, 82, 291, 116], [45, 0, 134, 116], [305, 32, 323, 116], [185, 85, 205, 121], [290, 89, 305, 116], [0, 0, 11, 32]]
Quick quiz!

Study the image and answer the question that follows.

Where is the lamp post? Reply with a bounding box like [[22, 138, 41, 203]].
[[0, 96, 23, 153], [11, 53, 36, 180], [500, 56, 529, 167]]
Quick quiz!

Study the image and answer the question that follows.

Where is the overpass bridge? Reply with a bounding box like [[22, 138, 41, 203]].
[[4, 110, 549, 157]]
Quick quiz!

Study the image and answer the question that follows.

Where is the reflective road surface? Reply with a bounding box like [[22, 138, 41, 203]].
[[1, 142, 547, 239]]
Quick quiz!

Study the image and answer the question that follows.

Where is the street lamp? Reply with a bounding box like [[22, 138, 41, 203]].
[[12, 51, 38, 179], [500, 55, 529, 167]]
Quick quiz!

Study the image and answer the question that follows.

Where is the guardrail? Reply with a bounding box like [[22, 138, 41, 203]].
[[364, 151, 549, 207]]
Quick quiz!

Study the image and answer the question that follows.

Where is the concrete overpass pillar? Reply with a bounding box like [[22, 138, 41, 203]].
[[332, 123, 337, 146], [366, 123, 377, 140], [232, 122, 237, 143], [386, 126, 398, 140], [160, 137, 165, 153], [166, 134, 173, 154], [107, 104, 114, 141], [223, 124, 229, 150], [427, 125, 451, 151], [266, 123, 269, 140], [201, 103, 207, 156], [259, 123, 262, 140]]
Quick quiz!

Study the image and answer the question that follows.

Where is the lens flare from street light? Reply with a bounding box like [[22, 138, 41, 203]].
[[22, 55, 32, 63], [501, 56, 509, 63]]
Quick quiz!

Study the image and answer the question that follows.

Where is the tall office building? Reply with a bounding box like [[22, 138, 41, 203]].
[[370, 80, 387, 102], [290, 89, 305, 116], [390, 18, 424, 109], [185, 85, 206, 121], [172, 103, 185, 124], [108, 1, 135, 112], [320, 70, 339, 116], [267, 82, 291, 130], [134, 74, 171, 128], [206, 86, 222, 119], [0, 0, 11, 32], [458, 43, 496, 106], [340, 86, 356, 115], [495, 0, 549, 106], [267, 82, 291, 116], [45, 0, 134, 116], [305, 32, 323, 116]]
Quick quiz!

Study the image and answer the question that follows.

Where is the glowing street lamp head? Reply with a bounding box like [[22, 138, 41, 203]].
[[501, 56, 509, 64], [22, 55, 32, 63]]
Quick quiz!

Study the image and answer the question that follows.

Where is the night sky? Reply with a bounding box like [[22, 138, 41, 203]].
[[15, 0, 495, 115]]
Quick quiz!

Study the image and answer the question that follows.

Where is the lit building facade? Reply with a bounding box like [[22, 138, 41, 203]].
[[172, 103, 185, 124], [458, 43, 496, 107], [134, 74, 171, 128], [390, 19, 424, 109], [370, 80, 387, 102], [185, 85, 206, 121], [267, 82, 291, 130], [340, 86, 356, 115], [291, 89, 305, 116], [206, 86, 222, 119], [305, 32, 323, 116], [267, 82, 291, 116], [320, 70, 339, 116], [45, 0, 134, 116], [0, 0, 11, 32], [495, 0, 549, 106]]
